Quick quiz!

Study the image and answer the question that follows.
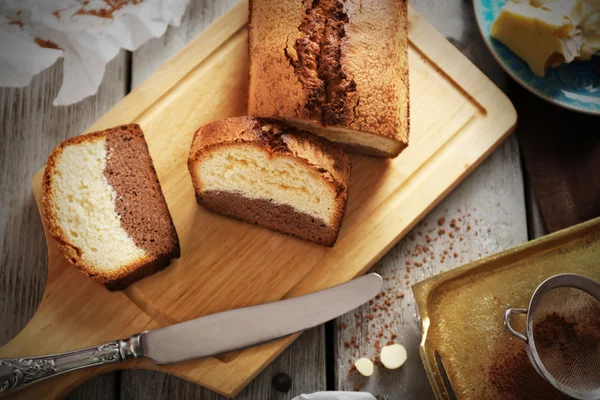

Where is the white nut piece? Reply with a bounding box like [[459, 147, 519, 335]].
[[354, 357, 374, 377], [380, 344, 407, 370]]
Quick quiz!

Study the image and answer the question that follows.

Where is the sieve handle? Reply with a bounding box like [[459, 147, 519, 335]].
[[504, 308, 528, 342]]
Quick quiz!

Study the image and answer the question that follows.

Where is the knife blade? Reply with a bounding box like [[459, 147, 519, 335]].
[[143, 273, 383, 364], [0, 273, 382, 393]]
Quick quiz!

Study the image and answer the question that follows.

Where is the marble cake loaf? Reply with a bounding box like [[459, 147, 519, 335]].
[[248, 0, 410, 158], [187, 117, 351, 246], [42, 124, 180, 290]]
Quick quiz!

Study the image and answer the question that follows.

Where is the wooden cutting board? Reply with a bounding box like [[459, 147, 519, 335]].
[[0, 2, 516, 398]]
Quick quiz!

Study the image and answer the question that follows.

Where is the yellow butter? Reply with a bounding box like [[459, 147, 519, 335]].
[[491, 1, 576, 76]]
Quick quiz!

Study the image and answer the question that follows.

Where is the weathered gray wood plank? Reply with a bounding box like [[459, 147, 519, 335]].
[[0, 52, 129, 400], [334, 0, 528, 398], [130, 0, 238, 90], [122, 0, 327, 397]]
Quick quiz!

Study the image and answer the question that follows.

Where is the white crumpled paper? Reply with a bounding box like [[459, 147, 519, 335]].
[[0, 0, 189, 105], [293, 392, 377, 400]]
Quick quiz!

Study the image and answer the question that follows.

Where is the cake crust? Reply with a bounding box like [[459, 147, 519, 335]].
[[248, 0, 409, 157], [42, 124, 180, 290], [188, 117, 351, 246]]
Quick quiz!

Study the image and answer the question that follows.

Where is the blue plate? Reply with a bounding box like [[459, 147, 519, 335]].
[[474, 0, 600, 115]]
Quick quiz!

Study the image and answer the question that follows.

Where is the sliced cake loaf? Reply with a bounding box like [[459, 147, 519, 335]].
[[187, 117, 351, 246], [43, 124, 180, 290], [248, 0, 409, 158]]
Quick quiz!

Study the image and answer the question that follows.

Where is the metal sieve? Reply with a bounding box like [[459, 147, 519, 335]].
[[504, 274, 600, 400]]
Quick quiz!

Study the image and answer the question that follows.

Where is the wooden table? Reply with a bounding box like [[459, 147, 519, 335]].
[[0, 0, 548, 398]]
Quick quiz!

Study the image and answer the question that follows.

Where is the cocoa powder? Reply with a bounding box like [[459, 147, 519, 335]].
[[488, 348, 568, 399], [489, 311, 599, 399], [534, 312, 579, 364]]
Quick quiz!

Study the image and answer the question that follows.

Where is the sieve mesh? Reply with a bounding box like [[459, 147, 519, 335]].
[[531, 286, 600, 394]]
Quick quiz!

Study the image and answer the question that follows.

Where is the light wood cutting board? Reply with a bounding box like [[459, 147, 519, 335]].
[[0, 2, 517, 398]]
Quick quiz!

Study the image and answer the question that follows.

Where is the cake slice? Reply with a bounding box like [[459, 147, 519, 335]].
[[187, 117, 350, 246], [248, 0, 409, 158], [42, 124, 180, 290]]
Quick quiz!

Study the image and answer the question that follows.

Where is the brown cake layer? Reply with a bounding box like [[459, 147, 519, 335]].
[[188, 117, 351, 246], [197, 190, 340, 247], [43, 124, 180, 291], [103, 124, 180, 261]]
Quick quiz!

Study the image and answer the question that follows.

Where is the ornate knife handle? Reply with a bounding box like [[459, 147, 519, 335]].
[[0, 334, 144, 394]]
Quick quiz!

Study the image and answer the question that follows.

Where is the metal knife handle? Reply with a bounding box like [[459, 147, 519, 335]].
[[0, 333, 144, 394]]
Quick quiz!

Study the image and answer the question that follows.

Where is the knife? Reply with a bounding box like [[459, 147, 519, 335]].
[[0, 273, 382, 393]]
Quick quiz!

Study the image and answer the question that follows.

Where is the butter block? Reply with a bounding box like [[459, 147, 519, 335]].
[[491, 1, 577, 76]]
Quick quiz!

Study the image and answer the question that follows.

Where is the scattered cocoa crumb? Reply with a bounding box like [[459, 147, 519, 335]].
[[354, 383, 361, 391], [75, 0, 143, 19], [348, 365, 357, 377], [34, 37, 62, 50], [344, 342, 351, 348], [438, 228, 446, 235], [438, 217, 445, 226], [53, 10, 61, 19], [8, 18, 24, 30], [450, 219, 457, 228], [449, 232, 455, 239], [339, 323, 347, 330]]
